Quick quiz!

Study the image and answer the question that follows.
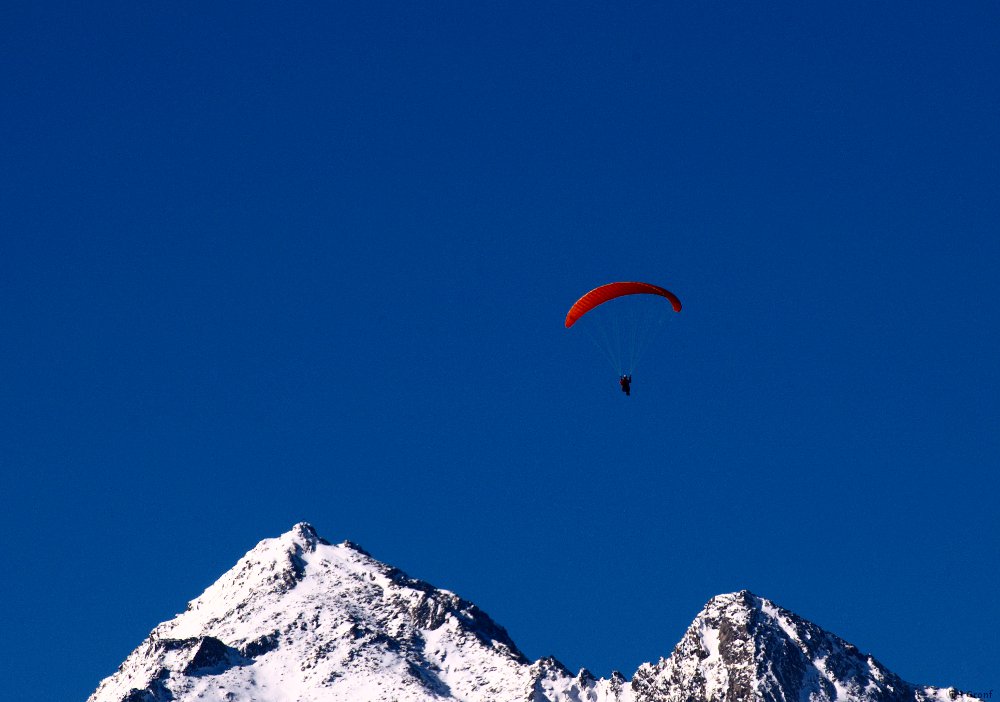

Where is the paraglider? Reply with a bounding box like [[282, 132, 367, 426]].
[[565, 281, 681, 395]]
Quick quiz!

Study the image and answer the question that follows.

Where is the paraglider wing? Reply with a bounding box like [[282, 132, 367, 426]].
[[564, 281, 681, 328]]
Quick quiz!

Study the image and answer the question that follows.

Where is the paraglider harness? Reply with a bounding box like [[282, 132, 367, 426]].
[[619, 374, 632, 396]]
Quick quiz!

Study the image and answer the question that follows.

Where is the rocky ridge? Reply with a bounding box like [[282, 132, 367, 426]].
[[88, 524, 976, 702]]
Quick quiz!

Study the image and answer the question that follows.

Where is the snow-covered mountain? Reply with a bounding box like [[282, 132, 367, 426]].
[[89, 523, 975, 702]]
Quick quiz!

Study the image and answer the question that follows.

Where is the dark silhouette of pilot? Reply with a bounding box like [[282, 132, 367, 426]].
[[619, 374, 632, 396]]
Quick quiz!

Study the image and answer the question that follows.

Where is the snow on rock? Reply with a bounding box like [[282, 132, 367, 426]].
[[88, 525, 978, 702], [631, 591, 975, 702]]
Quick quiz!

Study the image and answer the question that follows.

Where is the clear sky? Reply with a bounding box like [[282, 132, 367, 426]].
[[2, 3, 998, 700]]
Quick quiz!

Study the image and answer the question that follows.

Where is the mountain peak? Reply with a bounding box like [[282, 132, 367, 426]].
[[702, 588, 760, 614], [632, 590, 972, 702], [288, 521, 324, 545]]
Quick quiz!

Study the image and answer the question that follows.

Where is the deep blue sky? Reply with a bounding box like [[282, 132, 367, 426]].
[[2, 3, 998, 700]]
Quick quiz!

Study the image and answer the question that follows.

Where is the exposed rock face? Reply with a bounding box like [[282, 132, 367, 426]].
[[630, 591, 959, 702], [88, 524, 976, 702]]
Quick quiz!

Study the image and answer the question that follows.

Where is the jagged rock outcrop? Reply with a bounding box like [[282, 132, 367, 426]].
[[88, 524, 976, 702], [631, 590, 964, 702]]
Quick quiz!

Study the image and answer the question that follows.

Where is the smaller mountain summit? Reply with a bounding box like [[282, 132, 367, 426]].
[[631, 590, 967, 702], [89, 524, 977, 702]]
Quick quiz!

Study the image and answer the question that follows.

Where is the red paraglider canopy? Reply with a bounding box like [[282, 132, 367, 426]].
[[565, 281, 681, 328]]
